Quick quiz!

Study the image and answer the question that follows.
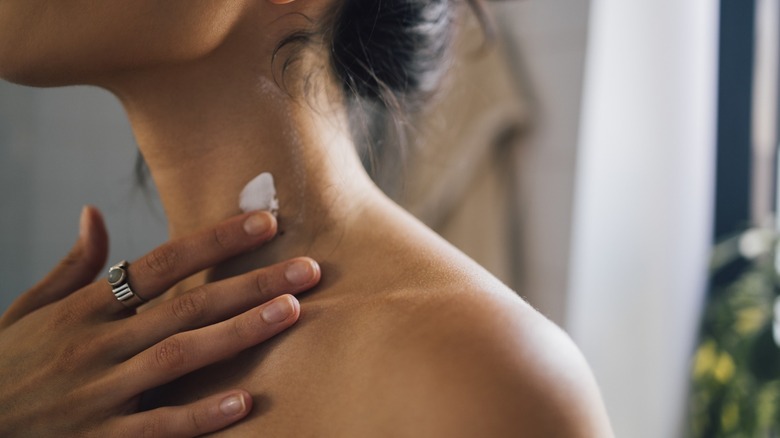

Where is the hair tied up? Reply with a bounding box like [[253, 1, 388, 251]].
[[325, 0, 491, 192], [329, 0, 458, 112]]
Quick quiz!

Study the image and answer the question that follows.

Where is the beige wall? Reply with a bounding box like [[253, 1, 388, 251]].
[[494, 1, 591, 325]]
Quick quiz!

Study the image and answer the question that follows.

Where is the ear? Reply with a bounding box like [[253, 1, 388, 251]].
[[267, 0, 296, 4]]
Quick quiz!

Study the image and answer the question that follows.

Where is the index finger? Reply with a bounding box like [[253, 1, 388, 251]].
[[83, 210, 278, 316]]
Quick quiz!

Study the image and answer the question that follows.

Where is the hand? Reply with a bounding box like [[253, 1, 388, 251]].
[[0, 206, 321, 437]]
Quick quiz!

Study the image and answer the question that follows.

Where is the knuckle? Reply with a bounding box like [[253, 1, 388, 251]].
[[144, 245, 179, 276], [170, 289, 208, 326], [53, 340, 93, 373], [89, 331, 117, 356], [189, 406, 210, 432], [212, 226, 233, 251], [141, 416, 163, 438], [231, 316, 254, 343], [153, 337, 188, 372], [81, 425, 103, 438], [255, 272, 271, 297], [48, 297, 88, 329]]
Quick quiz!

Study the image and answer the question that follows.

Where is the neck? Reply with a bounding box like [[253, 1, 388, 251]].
[[103, 21, 377, 290]]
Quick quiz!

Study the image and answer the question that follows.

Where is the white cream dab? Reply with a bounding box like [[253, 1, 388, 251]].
[[239, 172, 279, 216]]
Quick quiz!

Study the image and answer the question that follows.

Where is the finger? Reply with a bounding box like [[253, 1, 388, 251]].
[[113, 258, 319, 358], [82, 210, 278, 316], [114, 294, 299, 396], [0, 206, 108, 327], [113, 390, 252, 438]]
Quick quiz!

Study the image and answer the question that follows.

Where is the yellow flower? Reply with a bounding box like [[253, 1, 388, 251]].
[[693, 340, 718, 379], [734, 307, 767, 335], [713, 352, 736, 383]]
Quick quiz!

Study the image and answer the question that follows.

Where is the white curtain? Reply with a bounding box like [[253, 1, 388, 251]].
[[566, 2, 719, 437]]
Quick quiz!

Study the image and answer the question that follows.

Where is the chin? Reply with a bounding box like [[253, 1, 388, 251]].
[[0, 56, 85, 88], [0, 39, 151, 88], [0, 56, 46, 87], [0, 0, 249, 88], [0, 38, 85, 88]]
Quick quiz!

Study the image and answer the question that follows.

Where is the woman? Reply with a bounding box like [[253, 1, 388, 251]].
[[0, 0, 614, 436]]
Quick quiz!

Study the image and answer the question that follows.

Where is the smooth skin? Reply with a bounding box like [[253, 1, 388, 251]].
[[0, 207, 321, 437], [0, 0, 614, 436]]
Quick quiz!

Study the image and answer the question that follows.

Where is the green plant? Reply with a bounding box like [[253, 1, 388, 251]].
[[689, 229, 780, 437]]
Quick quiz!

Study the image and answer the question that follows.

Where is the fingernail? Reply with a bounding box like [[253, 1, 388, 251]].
[[262, 295, 296, 324], [285, 260, 313, 285], [219, 394, 246, 416], [244, 212, 272, 236], [79, 206, 89, 241]]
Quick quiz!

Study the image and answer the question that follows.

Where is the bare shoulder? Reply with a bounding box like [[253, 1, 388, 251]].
[[352, 280, 614, 438]]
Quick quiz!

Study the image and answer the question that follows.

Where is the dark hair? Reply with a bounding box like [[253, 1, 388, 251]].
[[324, 0, 492, 193]]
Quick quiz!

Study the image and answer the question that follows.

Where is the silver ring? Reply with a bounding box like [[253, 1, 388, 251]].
[[108, 260, 146, 308]]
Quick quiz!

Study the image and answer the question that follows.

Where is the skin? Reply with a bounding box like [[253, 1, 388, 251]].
[[0, 0, 615, 436], [0, 208, 323, 436]]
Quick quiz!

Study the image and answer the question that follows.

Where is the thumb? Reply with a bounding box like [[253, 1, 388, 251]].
[[1, 206, 109, 326], [75, 205, 109, 277]]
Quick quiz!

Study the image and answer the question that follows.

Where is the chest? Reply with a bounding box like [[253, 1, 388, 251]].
[[158, 302, 396, 436]]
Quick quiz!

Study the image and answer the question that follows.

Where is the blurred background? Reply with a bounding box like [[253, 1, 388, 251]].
[[1, 0, 775, 436]]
